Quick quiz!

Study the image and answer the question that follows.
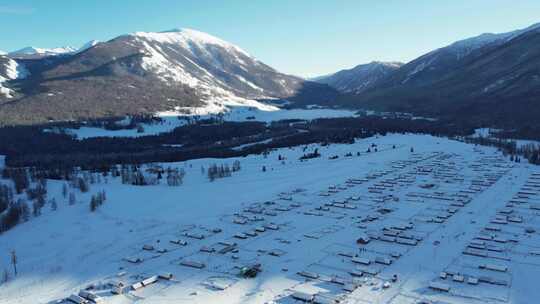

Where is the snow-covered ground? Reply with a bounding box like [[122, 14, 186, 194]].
[[0, 134, 539, 304], [471, 128, 540, 148], [57, 106, 358, 140], [471, 128, 502, 138]]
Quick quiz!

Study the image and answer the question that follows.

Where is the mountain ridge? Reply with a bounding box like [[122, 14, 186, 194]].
[[314, 61, 403, 93]]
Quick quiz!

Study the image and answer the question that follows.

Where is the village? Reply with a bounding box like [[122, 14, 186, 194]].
[[0, 134, 539, 304]]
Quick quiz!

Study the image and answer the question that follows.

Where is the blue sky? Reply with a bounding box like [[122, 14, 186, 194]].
[[1, 0, 540, 77]]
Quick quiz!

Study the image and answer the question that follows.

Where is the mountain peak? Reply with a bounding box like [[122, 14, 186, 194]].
[[448, 22, 540, 55], [131, 28, 251, 57], [77, 40, 100, 53]]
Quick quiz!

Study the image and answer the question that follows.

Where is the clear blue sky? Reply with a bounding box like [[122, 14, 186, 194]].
[[2, 0, 540, 77]]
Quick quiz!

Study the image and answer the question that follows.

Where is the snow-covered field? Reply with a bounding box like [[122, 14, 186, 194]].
[[58, 107, 358, 140], [1, 134, 539, 304], [471, 128, 540, 149]]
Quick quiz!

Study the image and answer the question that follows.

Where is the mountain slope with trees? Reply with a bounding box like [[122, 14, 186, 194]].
[[0, 29, 337, 126]]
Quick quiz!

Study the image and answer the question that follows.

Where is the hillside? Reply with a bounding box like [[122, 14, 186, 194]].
[[342, 23, 540, 128], [314, 61, 402, 93], [0, 29, 337, 126]]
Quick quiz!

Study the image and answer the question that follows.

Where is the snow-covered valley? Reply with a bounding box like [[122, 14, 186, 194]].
[[59, 107, 358, 140], [0, 134, 539, 304]]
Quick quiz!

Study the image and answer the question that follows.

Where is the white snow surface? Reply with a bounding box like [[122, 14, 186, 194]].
[[471, 128, 540, 148], [0, 134, 538, 304]]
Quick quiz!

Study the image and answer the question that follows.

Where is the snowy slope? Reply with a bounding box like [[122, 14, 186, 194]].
[[0, 56, 28, 98], [394, 22, 540, 85], [127, 28, 304, 100], [352, 21, 540, 129], [315, 23, 540, 95], [77, 40, 100, 53], [448, 22, 540, 59]]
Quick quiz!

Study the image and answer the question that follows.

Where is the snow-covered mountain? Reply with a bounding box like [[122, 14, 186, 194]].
[[121, 28, 306, 99], [376, 22, 540, 87], [314, 61, 403, 93], [447, 22, 540, 59], [352, 22, 540, 128], [314, 24, 540, 96], [0, 28, 336, 125], [7, 40, 102, 59], [8, 46, 77, 59]]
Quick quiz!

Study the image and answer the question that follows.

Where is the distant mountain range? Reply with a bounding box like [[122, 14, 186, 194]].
[[316, 22, 540, 128], [6, 40, 102, 60], [1, 23, 540, 128], [8, 46, 78, 58]]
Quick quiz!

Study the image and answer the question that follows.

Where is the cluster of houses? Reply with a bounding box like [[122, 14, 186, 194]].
[[426, 157, 536, 302], [58, 150, 531, 304]]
